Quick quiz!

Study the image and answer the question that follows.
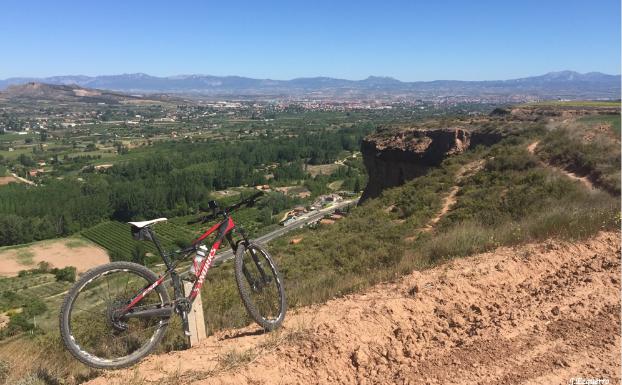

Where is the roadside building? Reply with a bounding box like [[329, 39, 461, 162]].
[[281, 217, 297, 226]]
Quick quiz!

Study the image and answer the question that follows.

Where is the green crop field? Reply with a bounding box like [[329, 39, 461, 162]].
[[521, 100, 620, 108], [18, 281, 71, 299], [82, 220, 195, 260], [0, 274, 71, 312], [0, 133, 37, 142], [578, 114, 621, 136], [0, 274, 55, 293]]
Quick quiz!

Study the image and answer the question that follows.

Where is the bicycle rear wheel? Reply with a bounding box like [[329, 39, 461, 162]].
[[59, 262, 170, 369], [234, 243, 286, 331]]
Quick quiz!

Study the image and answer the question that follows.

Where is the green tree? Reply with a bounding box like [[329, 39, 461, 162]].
[[17, 154, 35, 167], [22, 298, 47, 318]]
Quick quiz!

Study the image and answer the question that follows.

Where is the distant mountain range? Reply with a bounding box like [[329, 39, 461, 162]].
[[0, 71, 619, 99], [0, 82, 179, 104]]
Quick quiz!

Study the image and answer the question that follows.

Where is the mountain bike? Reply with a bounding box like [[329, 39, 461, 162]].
[[59, 191, 286, 369]]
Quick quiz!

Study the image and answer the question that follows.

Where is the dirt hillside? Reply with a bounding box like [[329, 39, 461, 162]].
[[87, 231, 621, 385]]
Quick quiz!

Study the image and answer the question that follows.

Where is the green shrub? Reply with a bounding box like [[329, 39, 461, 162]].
[[52, 267, 76, 283], [22, 299, 47, 318]]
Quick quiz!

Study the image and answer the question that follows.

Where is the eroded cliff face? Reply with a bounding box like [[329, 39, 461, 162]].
[[360, 128, 501, 202]]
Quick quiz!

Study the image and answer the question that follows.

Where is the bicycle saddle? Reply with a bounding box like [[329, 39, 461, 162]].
[[128, 218, 167, 228]]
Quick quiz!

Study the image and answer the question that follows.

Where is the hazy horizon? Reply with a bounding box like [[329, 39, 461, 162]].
[[1, 69, 620, 83]]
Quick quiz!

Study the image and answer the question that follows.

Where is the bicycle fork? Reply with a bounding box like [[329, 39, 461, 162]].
[[232, 230, 272, 293]]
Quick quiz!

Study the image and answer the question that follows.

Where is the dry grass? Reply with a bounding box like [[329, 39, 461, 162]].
[[0, 335, 99, 385]]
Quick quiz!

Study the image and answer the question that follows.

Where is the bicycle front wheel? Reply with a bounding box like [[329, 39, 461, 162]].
[[234, 243, 286, 331], [59, 262, 170, 369]]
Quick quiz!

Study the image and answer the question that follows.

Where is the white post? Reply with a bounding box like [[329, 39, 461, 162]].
[[183, 281, 207, 347]]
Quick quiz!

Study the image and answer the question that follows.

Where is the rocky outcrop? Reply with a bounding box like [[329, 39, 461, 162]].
[[360, 128, 501, 202]]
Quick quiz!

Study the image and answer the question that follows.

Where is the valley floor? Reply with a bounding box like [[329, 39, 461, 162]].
[[88, 230, 621, 385]]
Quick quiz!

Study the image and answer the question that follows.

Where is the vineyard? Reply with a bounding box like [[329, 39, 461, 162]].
[[0, 274, 55, 293], [82, 221, 196, 260], [0, 274, 70, 311], [19, 280, 71, 299]]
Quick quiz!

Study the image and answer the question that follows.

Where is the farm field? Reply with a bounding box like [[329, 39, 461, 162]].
[[82, 220, 196, 259], [306, 163, 341, 177], [0, 237, 108, 277], [577, 113, 621, 136], [521, 100, 621, 108]]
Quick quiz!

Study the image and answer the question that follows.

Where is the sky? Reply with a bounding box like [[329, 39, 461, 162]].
[[0, 0, 620, 81]]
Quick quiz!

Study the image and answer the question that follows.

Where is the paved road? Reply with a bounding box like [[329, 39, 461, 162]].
[[213, 197, 359, 264], [159, 197, 359, 279]]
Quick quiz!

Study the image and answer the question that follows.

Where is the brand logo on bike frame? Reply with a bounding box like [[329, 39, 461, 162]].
[[123, 275, 165, 312], [192, 242, 219, 295]]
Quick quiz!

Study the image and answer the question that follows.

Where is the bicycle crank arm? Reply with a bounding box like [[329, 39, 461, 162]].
[[121, 307, 173, 320]]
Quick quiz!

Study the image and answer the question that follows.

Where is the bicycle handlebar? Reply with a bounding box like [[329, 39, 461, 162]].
[[224, 191, 264, 213], [186, 214, 215, 225], [187, 191, 264, 225]]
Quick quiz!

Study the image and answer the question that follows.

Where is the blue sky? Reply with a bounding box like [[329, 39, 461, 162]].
[[1, 0, 619, 80]]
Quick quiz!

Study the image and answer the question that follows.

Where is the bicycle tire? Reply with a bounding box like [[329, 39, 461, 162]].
[[234, 243, 287, 331], [59, 261, 170, 369]]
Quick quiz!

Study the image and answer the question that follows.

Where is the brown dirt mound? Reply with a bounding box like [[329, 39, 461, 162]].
[[87, 231, 621, 385]]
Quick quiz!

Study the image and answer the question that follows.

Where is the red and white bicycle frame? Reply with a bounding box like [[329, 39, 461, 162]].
[[122, 216, 237, 315]]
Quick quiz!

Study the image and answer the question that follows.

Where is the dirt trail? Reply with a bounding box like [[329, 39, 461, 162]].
[[405, 160, 483, 240], [10, 172, 35, 186], [527, 141, 596, 191], [87, 231, 621, 385], [423, 160, 483, 231]]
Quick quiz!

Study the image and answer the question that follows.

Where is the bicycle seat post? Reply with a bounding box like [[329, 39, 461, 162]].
[[146, 227, 171, 268]]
